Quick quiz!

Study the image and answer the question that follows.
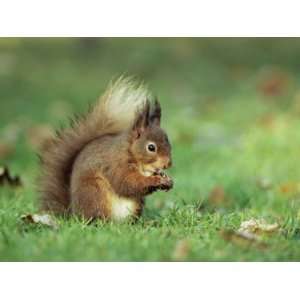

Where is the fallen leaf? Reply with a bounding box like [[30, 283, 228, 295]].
[[279, 182, 300, 196], [220, 229, 267, 250], [239, 219, 279, 235], [258, 69, 290, 97], [0, 166, 22, 187], [26, 125, 54, 151], [21, 214, 58, 229], [172, 239, 190, 260]]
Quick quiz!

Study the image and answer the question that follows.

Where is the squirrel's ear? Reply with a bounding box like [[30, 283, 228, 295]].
[[149, 98, 161, 126], [132, 101, 150, 138]]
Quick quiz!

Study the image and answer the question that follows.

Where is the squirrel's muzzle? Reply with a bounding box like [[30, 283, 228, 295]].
[[161, 157, 172, 169]]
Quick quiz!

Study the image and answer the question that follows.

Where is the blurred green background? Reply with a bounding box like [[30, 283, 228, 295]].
[[2, 38, 300, 169], [1, 38, 300, 261]]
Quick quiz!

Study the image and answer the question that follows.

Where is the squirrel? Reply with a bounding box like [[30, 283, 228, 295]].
[[38, 77, 173, 221]]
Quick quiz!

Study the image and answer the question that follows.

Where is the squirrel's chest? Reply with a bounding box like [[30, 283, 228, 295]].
[[110, 195, 139, 221]]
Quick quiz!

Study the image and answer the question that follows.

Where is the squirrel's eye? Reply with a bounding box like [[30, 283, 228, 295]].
[[147, 143, 156, 153]]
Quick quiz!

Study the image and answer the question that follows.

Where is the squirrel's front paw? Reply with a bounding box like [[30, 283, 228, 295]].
[[157, 173, 173, 191], [147, 173, 173, 193]]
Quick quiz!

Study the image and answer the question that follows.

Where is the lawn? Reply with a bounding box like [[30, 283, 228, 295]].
[[1, 38, 300, 261]]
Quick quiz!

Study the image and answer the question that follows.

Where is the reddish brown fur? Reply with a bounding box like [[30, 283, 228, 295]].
[[38, 78, 173, 220], [71, 170, 111, 219]]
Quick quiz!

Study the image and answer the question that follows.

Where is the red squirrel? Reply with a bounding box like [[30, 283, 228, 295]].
[[38, 77, 173, 221]]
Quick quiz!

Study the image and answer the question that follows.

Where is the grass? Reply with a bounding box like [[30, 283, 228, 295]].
[[1, 38, 300, 261]]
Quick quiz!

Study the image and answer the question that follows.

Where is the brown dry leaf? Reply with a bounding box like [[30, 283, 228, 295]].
[[172, 239, 190, 260], [220, 229, 267, 250], [21, 214, 58, 230], [0, 166, 22, 187], [279, 182, 300, 196], [239, 218, 279, 235], [208, 185, 225, 206], [26, 125, 54, 151], [258, 70, 290, 97], [0, 142, 14, 159]]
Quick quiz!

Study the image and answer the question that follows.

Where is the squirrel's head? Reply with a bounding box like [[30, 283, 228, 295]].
[[129, 99, 172, 177]]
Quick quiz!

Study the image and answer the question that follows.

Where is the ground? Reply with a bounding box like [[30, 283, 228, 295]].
[[1, 38, 300, 261]]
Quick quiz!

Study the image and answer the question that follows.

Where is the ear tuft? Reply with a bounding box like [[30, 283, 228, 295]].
[[132, 99, 151, 138], [150, 98, 161, 126], [144, 99, 151, 128]]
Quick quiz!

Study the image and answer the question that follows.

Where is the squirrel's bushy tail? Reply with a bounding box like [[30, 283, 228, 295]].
[[39, 77, 150, 214]]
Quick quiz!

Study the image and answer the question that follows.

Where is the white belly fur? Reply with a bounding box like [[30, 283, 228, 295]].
[[111, 195, 137, 221]]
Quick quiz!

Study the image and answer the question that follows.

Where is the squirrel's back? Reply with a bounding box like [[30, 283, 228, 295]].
[[38, 77, 150, 214]]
